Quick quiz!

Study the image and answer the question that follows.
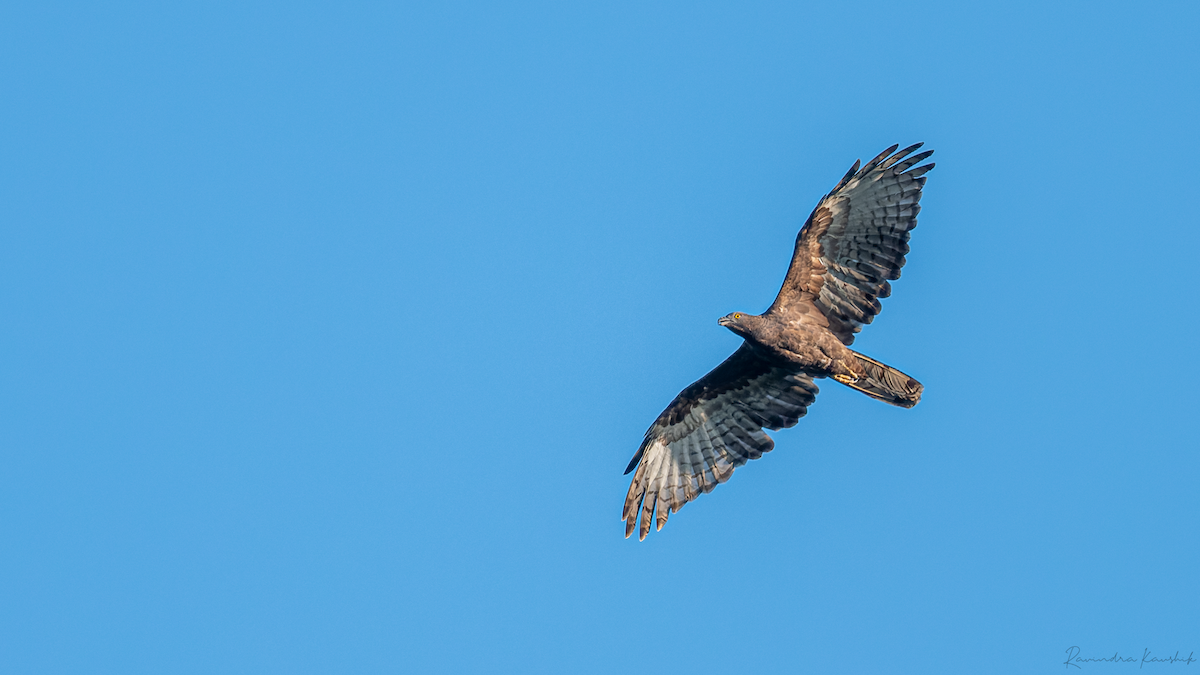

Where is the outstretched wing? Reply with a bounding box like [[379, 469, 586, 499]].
[[622, 343, 819, 540], [769, 143, 935, 344]]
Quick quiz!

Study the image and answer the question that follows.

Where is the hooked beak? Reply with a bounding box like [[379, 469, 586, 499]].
[[717, 316, 732, 327]]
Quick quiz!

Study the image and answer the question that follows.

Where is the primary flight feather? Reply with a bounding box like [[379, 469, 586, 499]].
[[623, 143, 934, 540]]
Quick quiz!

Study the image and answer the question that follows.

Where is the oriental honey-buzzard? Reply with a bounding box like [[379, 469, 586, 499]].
[[623, 143, 934, 540]]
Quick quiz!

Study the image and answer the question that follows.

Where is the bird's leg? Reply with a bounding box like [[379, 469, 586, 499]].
[[832, 359, 860, 385]]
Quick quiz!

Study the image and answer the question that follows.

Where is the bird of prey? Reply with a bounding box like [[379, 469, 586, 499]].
[[622, 143, 934, 540]]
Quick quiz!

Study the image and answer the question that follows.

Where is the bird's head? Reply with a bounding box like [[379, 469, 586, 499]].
[[717, 312, 753, 336]]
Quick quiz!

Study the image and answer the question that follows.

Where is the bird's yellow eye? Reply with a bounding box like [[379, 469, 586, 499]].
[[733, 313, 741, 319]]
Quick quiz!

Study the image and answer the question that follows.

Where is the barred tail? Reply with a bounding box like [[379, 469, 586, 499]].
[[838, 351, 923, 408]]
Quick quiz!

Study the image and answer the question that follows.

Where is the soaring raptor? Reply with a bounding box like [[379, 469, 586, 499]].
[[623, 143, 934, 540]]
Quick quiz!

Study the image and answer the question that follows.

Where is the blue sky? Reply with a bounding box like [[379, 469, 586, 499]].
[[2, 1, 1198, 673]]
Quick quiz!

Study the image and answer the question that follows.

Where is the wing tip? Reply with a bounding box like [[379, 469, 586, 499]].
[[859, 143, 901, 176], [878, 142, 925, 170], [906, 161, 936, 178], [834, 159, 861, 191], [623, 447, 644, 475]]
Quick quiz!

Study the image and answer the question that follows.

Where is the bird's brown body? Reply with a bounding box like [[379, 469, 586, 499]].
[[724, 313, 860, 380]]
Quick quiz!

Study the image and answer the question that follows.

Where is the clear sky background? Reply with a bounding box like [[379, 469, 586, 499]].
[[2, 2, 1198, 673]]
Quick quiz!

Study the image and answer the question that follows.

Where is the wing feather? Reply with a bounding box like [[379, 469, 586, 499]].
[[622, 343, 818, 539], [769, 143, 935, 344]]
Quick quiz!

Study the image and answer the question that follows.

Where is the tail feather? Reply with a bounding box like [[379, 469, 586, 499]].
[[837, 352, 923, 408]]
